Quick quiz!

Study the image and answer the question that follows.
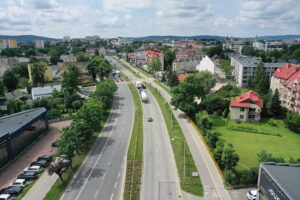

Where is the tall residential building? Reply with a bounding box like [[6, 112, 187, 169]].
[[253, 41, 265, 50], [34, 40, 45, 48], [0, 39, 8, 49], [271, 64, 300, 114], [0, 39, 17, 49], [230, 54, 285, 88], [117, 37, 132, 46]]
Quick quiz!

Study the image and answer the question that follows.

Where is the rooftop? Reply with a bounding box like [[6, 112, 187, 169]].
[[231, 54, 262, 67], [272, 64, 300, 80], [31, 85, 62, 97], [261, 163, 300, 200], [177, 73, 191, 82], [230, 90, 263, 108], [0, 107, 47, 138]]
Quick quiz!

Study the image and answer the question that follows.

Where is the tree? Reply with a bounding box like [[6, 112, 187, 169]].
[[6, 99, 23, 114], [88, 56, 112, 81], [196, 111, 213, 135], [256, 150, 285, 163], [0, 48, 19, 57], [31, 62, 47, 86], [221, 144, 239, 170], [242, 46, 256, 56], [268, 89, 282, 118], [0, 79, 4, 96], [49, 49, 59, 64], [62, 64, 79, 94], [77, 52, 89, 62], [94, 79, 117, 109], [163, 49, 176, 70], [12, 64, 29, 79], [48, 157, 70, 181], [284, 111, 300, 134], [148, 56, 161, 74], [2, 70, 18, 91], [168, 71, 179, 87], [171, 72, 216, 116], [251, 62, 269, 94]]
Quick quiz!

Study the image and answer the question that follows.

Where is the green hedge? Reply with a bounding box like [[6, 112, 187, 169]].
[[227, 125, 282, 137]]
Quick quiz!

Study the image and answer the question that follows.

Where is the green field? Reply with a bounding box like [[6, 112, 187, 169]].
[[213, 118, 300, 170]]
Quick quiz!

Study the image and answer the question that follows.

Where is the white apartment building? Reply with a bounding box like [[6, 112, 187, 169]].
[[231, 54, 286, 88], [117, 37, 132, 46], [253, 41, 265, 50], [34, 40, 45, 48], [63, 36, 71, 42], [196, 55, 215, 74]]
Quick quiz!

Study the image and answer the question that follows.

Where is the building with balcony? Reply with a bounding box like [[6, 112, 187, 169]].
[[231, 54, 286, 88], [270, 64, 300, 114], [230, 90, 263, 122]]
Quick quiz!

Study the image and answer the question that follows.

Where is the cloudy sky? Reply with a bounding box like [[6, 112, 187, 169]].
[[0, 0, 300, 38]]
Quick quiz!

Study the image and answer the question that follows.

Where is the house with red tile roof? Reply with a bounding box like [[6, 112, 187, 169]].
[[177, 73, 191, 82], [270, 64, 300, 114], [230, 90, 263, 122]]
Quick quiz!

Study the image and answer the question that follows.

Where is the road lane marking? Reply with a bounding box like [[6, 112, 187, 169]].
[[110, 193, 114, 200], [121, 162, 124, 169], [74, 99, 121, 200], [118, 171, 121, 178], [94, 189, 99, 197], [108, 161, 111, 166], [114, 182, 117, 188]]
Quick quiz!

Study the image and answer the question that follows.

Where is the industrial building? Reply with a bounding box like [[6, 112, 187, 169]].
[[258, 162, 300, 200], [0, 108, 48, 169]]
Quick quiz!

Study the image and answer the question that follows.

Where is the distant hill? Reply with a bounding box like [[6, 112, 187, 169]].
[[257, 35, 300, 40], [130, 35, 226, 41], [0, 35, 57, 43]]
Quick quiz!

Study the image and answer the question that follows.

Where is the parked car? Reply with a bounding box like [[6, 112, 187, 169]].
[[0, 186, 23, 196], [10, 179, 27, 187], [247, 190, 258, 200], [17, 171, 38, 180], [0, 194, 13, 200], [37, 155, 52, 162], [30, 159, 49, 167], [24, 165, 42, 173]]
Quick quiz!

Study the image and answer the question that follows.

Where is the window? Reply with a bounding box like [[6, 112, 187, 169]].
[[240, 108, 244, 112], [240, 115, 244, 119], [249, 108, 256, 112], [248, 115, 255, 119]]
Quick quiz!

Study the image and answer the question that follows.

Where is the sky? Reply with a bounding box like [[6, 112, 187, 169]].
[[0, 0, 300, 38]]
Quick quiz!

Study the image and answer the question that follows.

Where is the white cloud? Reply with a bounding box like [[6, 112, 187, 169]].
[[102, 0, 151, 13], [21, 0, 59, 9]]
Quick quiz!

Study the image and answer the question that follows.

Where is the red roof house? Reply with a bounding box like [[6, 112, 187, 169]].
[[177, 74, 191, 82]]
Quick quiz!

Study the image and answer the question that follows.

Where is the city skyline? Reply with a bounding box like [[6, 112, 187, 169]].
[[0, 0, 300, 38]]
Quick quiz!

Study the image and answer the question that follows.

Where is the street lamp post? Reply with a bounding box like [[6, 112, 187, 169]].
[[171, 137, 186, 184]]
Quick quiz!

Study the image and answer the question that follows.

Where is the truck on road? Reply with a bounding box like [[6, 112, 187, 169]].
[[141, 90, 148, 103]]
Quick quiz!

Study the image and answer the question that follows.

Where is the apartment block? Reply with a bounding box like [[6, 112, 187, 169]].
[[34, 40, 45, 48]]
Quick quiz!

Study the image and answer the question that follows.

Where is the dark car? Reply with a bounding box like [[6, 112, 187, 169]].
[[37, 155, 52, 162], [17, 171, 38, 180], [0, 186, 23, 196], [30, 159, 49, 167]]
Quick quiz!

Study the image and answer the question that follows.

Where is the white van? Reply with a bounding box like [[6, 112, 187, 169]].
[[0, 194, 13, 200]]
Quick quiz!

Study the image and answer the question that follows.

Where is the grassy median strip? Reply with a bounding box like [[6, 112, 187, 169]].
[[44, 112, 111, 200], [124, 83, 143, 200], [144, 82, 203, 197], [154, 80, 172, 96], [112, 57, 143, 79]]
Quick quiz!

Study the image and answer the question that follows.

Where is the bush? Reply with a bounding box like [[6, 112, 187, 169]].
[[285, 111, 300, 134], [48, 109, 62, 119], [196, 111, 214, 135], [267, 118, 278, 127], [227, 125, 281, 137]]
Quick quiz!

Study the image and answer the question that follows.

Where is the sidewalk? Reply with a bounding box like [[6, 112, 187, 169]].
[[22, 172, 58, 200]]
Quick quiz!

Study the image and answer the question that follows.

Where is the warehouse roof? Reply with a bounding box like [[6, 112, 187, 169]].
[[261, 163, 300, 200], [0, 107, 47, 138]]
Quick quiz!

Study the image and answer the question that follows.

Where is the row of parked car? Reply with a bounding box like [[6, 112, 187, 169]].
[[0, 155, 52, 200]]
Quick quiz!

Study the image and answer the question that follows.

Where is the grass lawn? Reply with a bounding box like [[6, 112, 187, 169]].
[[154, 80, 172, 96], [145, 83, 203, 197], [124, 83, 143, 200], [213, 118, 300, 171]]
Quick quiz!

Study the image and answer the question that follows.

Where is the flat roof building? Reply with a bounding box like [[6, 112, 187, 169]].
[[258, 162, 300, 200], [0, 108, 48, 169]]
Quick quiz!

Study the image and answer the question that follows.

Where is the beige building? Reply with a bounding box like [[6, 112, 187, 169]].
[[230, 90, 263, 122]]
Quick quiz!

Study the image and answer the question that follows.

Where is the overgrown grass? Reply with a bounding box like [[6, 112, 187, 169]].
[[145, 82, 203, 197], [227, 124, 282, 137], [44, 110, 111, 200], [154, 80, 172, 96], [124, 83, 143, 200], [112, 57, 143, 79], [213, 117, 300, 170]]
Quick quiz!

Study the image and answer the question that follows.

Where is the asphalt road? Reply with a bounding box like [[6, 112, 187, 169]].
[[60, 83, 134, 200], [108, 57, 181, 200], [114, 58, 232, 200]]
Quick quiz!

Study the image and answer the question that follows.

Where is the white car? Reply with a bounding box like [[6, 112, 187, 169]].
[[10, 178, 27, 187], [247, 190, 258, 200], [0, 194, 13, 200], [24, 165, 42, 173]]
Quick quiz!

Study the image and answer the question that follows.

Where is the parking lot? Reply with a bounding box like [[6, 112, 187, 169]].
[[0, 120, 71, 189]]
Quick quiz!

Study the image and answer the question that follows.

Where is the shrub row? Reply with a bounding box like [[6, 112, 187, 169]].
[[227, 125, 282, 137]]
